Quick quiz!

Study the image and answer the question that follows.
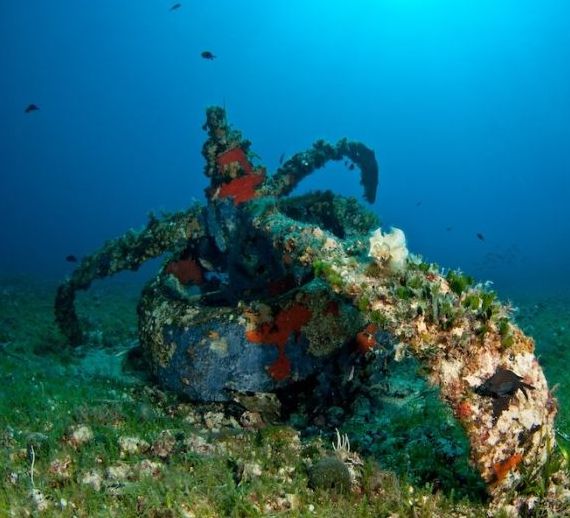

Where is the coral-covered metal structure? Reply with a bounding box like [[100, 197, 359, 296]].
[[55, 107, 560, 506]]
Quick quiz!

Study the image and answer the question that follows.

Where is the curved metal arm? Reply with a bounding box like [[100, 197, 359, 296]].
[[263, 138, 379, 203], [54, 207, 204, 345]]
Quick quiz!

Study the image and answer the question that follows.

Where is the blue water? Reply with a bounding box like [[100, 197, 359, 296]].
[[1, 1, 569, 297]]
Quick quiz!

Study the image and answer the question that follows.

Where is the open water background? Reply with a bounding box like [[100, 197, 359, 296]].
[[1, 1, 569, 299]]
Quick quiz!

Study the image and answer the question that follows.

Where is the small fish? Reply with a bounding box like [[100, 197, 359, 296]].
[[476, 233, 485, 241], [416, 201, 422, 207], [446, 226, 452, 231], [476, 368, 534, 399], [348, 163, 355, 170], [279, 153, 285, 165], [170, 3, 181, 10], [25, 104, 39, 113], [201, 51, 216, 60], [475, 367, 534, 421], [65, 255, 78, 263]]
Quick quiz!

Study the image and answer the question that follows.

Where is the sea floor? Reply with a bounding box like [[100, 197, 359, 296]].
[[0, 275, 569, 517]]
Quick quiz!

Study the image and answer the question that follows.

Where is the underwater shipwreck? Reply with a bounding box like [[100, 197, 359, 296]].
[[54, 107, 566, 510]]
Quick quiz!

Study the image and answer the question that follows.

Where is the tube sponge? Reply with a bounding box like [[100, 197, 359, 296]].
[[368, 227, 409, 272]]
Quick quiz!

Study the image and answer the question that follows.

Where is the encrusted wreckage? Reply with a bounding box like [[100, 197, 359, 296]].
[[55, 107, 563, 506]]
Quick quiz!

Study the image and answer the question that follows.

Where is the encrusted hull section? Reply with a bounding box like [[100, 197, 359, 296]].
[[138, 278, 363, 402]]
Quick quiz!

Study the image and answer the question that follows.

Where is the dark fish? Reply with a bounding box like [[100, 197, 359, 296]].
[[348, 163, 355, 170], [201, 51, 216, 60], [25, 104, 39, 113], [416, 201, 422, 207], [279, 153, 285, 165], [65, 255, 78, 263], [170, 3, 181, 10], [475, 368, 534, 422], [446, 226, 452, 231], [476, 233, 485, 241]]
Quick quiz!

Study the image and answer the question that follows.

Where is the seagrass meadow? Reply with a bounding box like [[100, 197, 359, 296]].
[[0, 275, 569, 517]]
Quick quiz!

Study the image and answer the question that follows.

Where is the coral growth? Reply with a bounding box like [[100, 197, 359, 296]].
[[245, 303, 312, 381], [216, 147, 253, 176], [165, 258, 204, 285], [215, 146, 265, 205], [493, 453, 523, 483], [355, 323, 379, 353], [455, 401, 472, 419], [218, 170, 265, 205]]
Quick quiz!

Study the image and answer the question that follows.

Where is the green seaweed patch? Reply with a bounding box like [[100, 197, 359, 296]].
[[327, 271, 344, 288], [357, 295, 371, 312], [498, 318, 509, 336], [480, 291, 496, 311], [463, 289, 500, 322], [312, 260, 332, 278], [313, 260, 343, 288], [370, 310, 390, 328], [463, 293, 481, 311], [395, 286, 414, 300], [480, 291, 499, 321], [446, 271, 474, 296], [476, 323, 490, 339], [498, 318, 515, 348], [413, 260, 440, 274], [405, 275, 424, 290], [417, 262, 431, 272], [438, 299, 458, 331]]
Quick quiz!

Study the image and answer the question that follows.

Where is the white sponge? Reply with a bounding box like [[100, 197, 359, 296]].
[[368, 227, 409, 272]]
